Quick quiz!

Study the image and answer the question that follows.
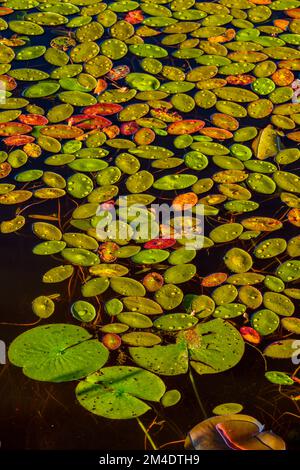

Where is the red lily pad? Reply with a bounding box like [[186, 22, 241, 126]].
[[120, 121, 139, 135], [144, 238, 176, 249], [240, 327, 261, 345], [3, 135, 35, 146], [102, 333, 122, 350], [168, 120, 205, 135], [0, 7, 14, 15], [18, 114, 48, 126], [83, 103, 123, 116]]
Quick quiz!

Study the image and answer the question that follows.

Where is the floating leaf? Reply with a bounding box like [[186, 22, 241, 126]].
[[8, 324, 109, 382], [76, 366, 165, 419]]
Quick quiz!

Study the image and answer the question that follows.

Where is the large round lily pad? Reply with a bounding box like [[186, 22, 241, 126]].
[[8, 324, 109, 382], [76, 366, 165, 419]]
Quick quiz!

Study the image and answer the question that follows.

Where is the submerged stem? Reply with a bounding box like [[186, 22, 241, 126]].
[[136, 417, 157, 450], [188, 368, 208, 419]]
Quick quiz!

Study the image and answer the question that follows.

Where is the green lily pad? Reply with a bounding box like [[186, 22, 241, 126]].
[[263, 292, 295, 316], [155, 284, 183, 310], [161, 389, 181, 408], [209, 223, 243, 243], [32, 296, 55, 319], [276, 260, 300, 282], [105, 298, 123, 317], [238, 286, 262, 309], [227, 273, 265, 285], [264, 275, 285, 293], [281, 317, 300, 334], [287, 236, 300, 257], [8, 324, 108, 382], [187, 318, 245, 375], [213, 403, 243, 415], [130, 342, 189, 376], [264, 339, 297, 358], [76, 366, 165, 419], [32, 241, 66, 256], [154, 314, 198, 331], [251, 309, 280, 335], [224, 248, 253, 273], [122, 297, 162, 315], [32, 222, 62, 241], [191, 295, 215, 318], [110, 277, 146, 296], [163, 264, 196, 284], [213, 303, 246, 319], [265, 371, 294, 386], [117, 312, 152, 328], [61, 248, 99, 267], [71, 300, 96, 322], [81, 277, 110, 297], [254, 238, 287, 259], [212, 285, 238, 305], [154, 174, 198, 190], [67, 173, 93, 198]]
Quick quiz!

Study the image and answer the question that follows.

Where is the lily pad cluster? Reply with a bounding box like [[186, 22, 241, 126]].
[[0, 0, 299, 436]]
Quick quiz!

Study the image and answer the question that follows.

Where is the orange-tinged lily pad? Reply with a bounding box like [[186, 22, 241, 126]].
[[201, 273, 228, 287], [143, 272, 164, 292], [241, 217, 283, 231], [172, 192, 198, 209], [4, 135, 35, 146], [0, 162, 11, 179], [200, 127, 233, 140], [76, 117, 112, 130], [0, 7, 14, 15], [0, 74, 16, 91], [286, 8, 300, 18], [41, 125, 84, 139], [99, 241, 119, 263], [288, 208, 300, 227], [240, 327, 261, 345], [83, 103, 123, 116], [271, 69, 294, 86], [168, 120, 205, 135], [0, 123, 32, 136], [134, 127, 155, 145], [287, 130, 300, 142], [18, 114, 48, 126], [226, 75, 255, 86], [273, 19, 289, 30], [210, 114, 239, 131]]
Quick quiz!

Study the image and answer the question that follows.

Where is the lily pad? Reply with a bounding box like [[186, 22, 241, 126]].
[[8, 324, 109, 382], [76, 366, 165, 419]]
